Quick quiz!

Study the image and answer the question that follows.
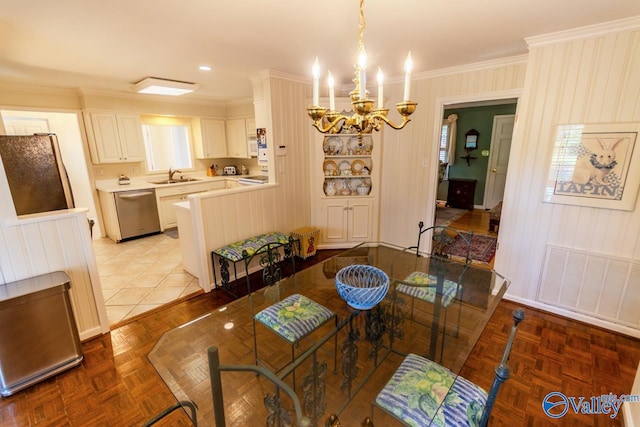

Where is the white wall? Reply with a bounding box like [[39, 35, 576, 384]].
[[378, 57, 528, 248], [496, 19, 640, 334]]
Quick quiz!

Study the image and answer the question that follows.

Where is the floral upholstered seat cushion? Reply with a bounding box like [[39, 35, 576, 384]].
[[396, 272, 460, 308], [213, 232, 292, 262], [375, 353, 487, 427], [254, 294, 334, 343]]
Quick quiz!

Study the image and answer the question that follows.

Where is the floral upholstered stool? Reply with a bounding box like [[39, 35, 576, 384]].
[[253, 293, 337, 387], [396, 272, 463, 363], [396, 272, 460, 307], [211, 232, 297, 295], [374, 353, 488, 426]]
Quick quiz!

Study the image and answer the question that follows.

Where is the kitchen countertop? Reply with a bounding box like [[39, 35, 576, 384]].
[[95, 174, 262, 193]]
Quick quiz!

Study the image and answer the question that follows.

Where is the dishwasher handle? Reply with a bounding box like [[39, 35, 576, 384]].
[[117, 191, 155, 200]]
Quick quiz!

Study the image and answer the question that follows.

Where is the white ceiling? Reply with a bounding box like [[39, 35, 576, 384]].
[[1, 0, 640, 103]]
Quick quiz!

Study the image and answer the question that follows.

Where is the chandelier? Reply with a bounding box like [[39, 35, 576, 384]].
[[307, 0, 417, 135]]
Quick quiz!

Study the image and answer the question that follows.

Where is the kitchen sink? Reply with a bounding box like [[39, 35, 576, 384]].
[[149, 178, 201, 184]]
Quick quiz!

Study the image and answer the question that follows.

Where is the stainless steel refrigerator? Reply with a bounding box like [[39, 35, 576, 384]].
[[0, 134, 75, 216]]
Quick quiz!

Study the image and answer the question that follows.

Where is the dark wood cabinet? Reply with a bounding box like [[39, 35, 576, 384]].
[[446, 178, 476, 210]]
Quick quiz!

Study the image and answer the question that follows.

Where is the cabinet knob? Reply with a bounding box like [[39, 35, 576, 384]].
[[492, 168, 497, 172]]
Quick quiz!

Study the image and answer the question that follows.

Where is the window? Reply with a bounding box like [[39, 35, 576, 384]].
[[439, 123, 449, 163], [141, 117, 193, 172]]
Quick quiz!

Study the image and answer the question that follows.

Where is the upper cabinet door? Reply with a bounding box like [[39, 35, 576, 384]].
[[90, 113, 122, 163], [86, 111, 144, 164], [225, 118, 248, 158], [196, 118, 227, 159], [115, 114, 145, 162]]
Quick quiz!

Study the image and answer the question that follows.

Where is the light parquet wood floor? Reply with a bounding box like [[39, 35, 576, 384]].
[[1, 252, 639, 426]]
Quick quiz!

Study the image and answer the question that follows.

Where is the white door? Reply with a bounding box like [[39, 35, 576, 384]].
[[2, 117, 50, 135], [484, 115, 514, 209]]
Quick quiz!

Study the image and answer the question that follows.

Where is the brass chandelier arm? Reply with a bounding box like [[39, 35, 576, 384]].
[[310, 114, 350, 134], [307, 0, 417, 136], [368, 113, 412, 131], [308, 112, 413, 134]]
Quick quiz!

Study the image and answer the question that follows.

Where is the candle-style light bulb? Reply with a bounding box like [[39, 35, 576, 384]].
[[328, 71, 335, 111], [377, 67, 384, 109], [358, 48, 367, 100], [312, 57, 320, 106], [403, 52, 413, 101]]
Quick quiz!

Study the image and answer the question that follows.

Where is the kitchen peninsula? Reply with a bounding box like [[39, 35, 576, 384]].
[[96, 174, 271, 242]]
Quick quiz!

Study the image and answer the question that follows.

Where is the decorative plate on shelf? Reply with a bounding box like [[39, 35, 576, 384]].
[[338, 160, 352, 175], [323, 160, 338, 176], [351, 159, 366, 175], [323, 137, 343, 155]]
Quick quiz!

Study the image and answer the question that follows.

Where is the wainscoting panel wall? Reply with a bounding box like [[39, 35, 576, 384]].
[[538, 244, 640, 329], [0, 211, 107, 339], [490, 19, 640, 336], [191, 73, 313, 289]]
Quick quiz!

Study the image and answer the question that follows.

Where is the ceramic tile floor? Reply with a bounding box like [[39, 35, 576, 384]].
[[92, 233, 201, 326]]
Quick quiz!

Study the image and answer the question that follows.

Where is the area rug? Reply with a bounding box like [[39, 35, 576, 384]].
[[445, 234, 497, 263], [164, 227, 179, 239], [435, 206, 468, 227]]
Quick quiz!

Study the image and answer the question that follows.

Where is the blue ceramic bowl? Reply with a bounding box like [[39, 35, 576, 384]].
[[335, 265, 390, 310]]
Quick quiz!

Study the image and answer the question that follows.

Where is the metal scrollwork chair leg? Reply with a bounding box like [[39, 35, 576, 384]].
[[143, 400, 198, 426]]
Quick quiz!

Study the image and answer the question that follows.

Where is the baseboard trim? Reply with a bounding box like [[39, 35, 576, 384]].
[[504, 294, 640, 339]]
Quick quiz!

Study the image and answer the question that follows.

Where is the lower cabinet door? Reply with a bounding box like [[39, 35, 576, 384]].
[[348, 199, 373, 241], [322, 200, 349, 243], [159, 195, 183, 230], [321, 198, 373, 245]]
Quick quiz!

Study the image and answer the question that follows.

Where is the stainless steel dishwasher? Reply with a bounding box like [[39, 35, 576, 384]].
[[114, 189, 161, 241]]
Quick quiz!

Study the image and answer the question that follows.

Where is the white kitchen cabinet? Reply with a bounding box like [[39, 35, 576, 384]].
[[225, 118, 249, 158], [156, 181, 225, 229], [195, 118, 227, 159], [85, 111, 145, 164], [97, 189, 122, 241], [320, 198, 374, 245]]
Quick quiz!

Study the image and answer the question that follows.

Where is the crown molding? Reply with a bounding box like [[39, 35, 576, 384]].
[[410, 54, 529, 82], [259, 69, 309, 85], [0, 80, 81, 97], [526, 15, 640, 48]]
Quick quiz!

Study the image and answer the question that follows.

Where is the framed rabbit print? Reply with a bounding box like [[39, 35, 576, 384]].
[[543, 123, 640, 211]]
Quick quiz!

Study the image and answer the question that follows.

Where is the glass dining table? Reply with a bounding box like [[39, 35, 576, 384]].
[[148, 242, 509, 426]]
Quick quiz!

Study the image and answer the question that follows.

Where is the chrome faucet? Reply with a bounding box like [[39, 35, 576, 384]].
[[168, 167, 181, 181]]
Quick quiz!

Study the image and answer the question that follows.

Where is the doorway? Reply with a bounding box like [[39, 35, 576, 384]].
[[0, 109, 102, 237], [433, 97, 518, 266]]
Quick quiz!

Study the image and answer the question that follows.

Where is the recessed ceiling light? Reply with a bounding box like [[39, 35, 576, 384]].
[[133, 77, 199, 96], [199, 65, 212, 71]]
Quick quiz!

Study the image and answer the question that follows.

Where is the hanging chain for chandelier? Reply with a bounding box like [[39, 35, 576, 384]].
[[307, 0, 417, 135]]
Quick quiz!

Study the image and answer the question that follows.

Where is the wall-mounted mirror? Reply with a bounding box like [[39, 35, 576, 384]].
[[465, 129, 479, 150]]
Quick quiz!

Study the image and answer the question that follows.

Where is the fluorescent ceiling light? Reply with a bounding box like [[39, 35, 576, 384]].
[[199, 65, 212, 71], [133, 77, 199, 96]]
